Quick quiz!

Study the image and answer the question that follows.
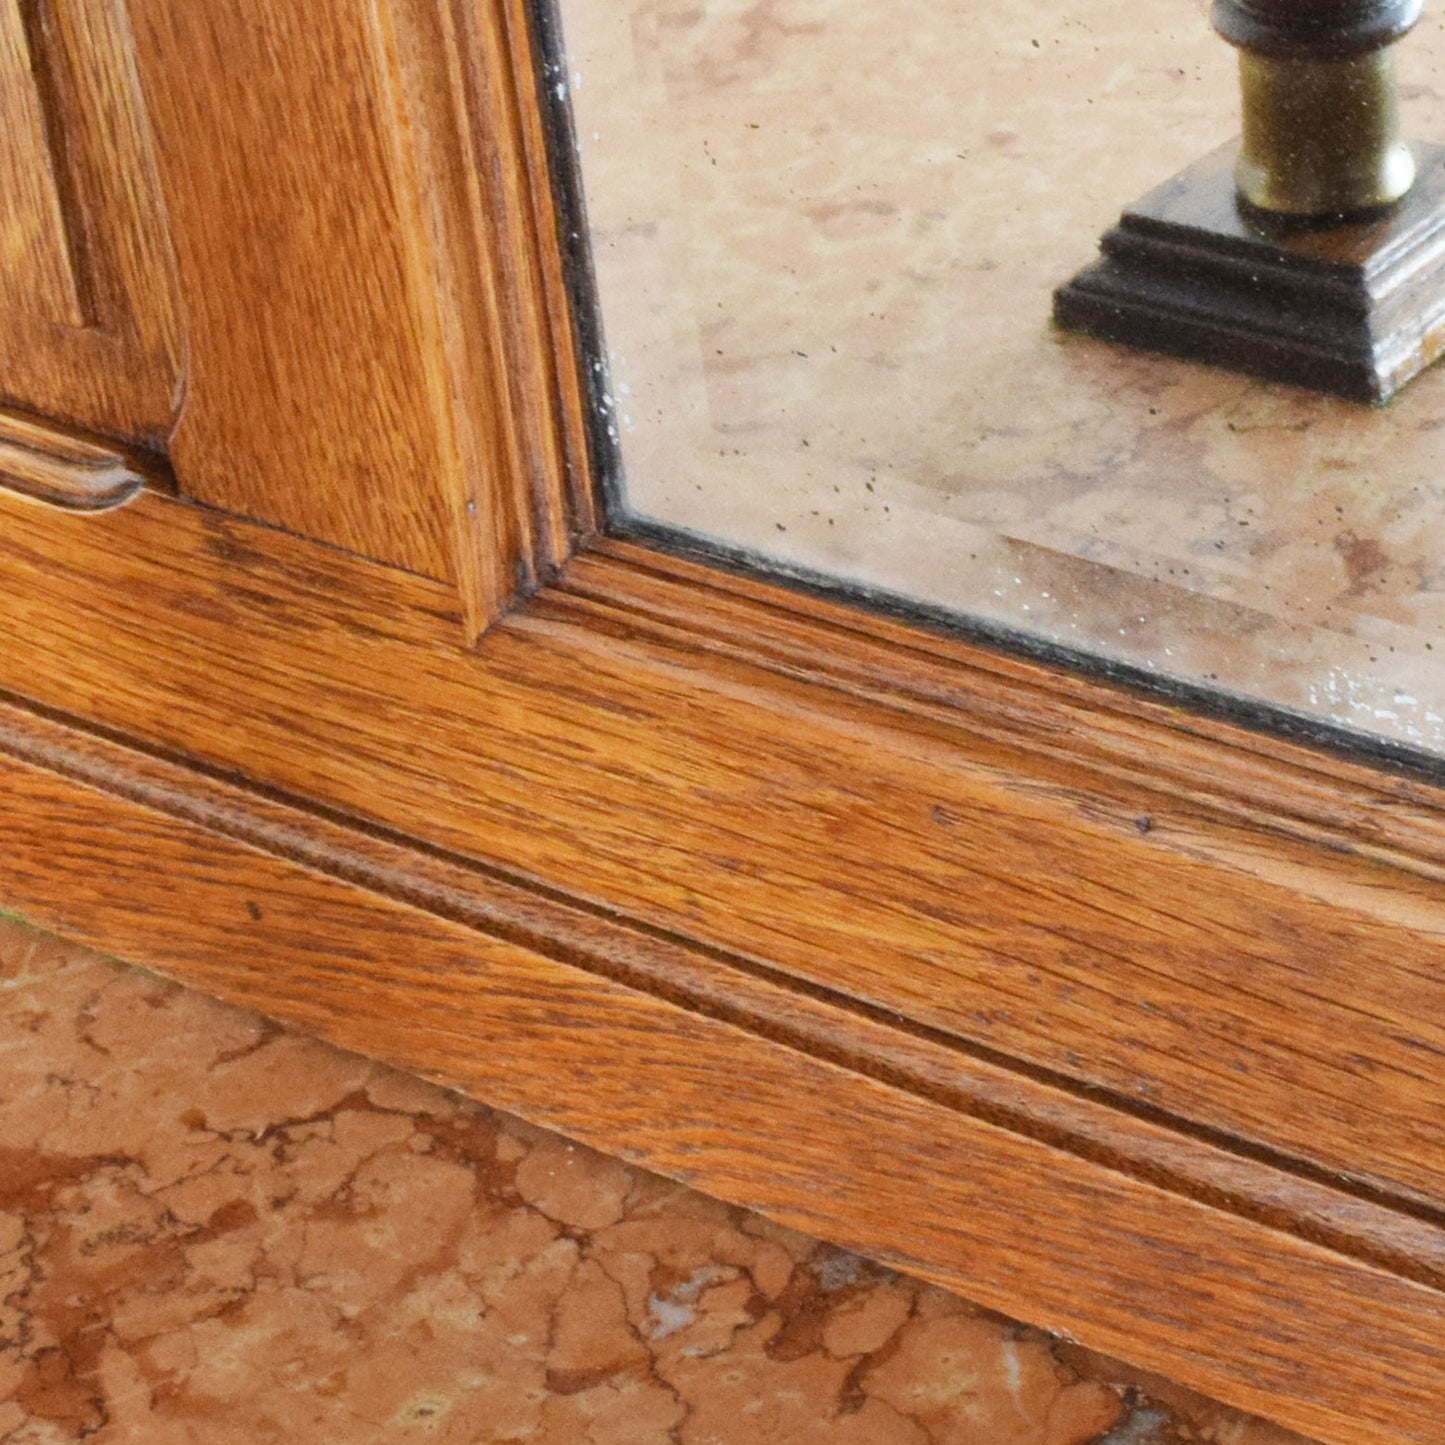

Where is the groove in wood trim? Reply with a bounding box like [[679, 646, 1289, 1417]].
[[495, 0, 598, 544], [14, 0, 94, 325], [1, 488, 1441, 1210], [1, 689, 1442, 1290]]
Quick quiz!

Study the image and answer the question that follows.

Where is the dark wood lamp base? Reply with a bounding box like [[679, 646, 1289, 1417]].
[[1053, 141, 1445, 404]]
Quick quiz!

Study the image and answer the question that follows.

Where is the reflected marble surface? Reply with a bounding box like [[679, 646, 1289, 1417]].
[[562, 0, 1445, 752]]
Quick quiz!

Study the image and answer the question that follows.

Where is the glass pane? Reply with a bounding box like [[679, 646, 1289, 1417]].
[[557, 0, 1445, 756]]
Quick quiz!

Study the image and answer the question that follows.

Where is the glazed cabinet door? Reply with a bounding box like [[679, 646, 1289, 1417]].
[[7, 6, 1445, 1445]]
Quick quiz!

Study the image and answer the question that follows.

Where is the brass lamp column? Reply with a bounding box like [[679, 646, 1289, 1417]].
[[1054, 0, 1445, 403], [1221, 0, 1421, 215]]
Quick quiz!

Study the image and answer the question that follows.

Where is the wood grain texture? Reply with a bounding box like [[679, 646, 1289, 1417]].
[[2, 486, 1445, 1220], [0, 0, 178, 444], [0, 0, 87, 326], [0, 697, 1441, 1445], [569, 539, 1445, 888], [124, 0, 582, 628], [493, 0, 598, 543], [432, 0, 595, 570]]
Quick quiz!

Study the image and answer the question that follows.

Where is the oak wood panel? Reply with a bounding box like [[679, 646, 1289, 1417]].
[[125, 0, 582, 627], [0, 0, 86, 326], [0, 0, 178, 443], [5, 2, 1433, 1435], [0, 706, 1441, 1445], [122, 0, 460, 586], [492, 0, 598, 544], [438, 0, 595, 567], [2, 486, 1445, 1220], [362, 0, 584, 615]]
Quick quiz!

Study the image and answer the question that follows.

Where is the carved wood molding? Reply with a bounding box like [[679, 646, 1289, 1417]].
[[557, 538, 1445, 886], [0, 408, 145, 511]]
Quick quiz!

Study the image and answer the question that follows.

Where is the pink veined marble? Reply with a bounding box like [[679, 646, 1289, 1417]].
[[561, 0, 1445, 754]]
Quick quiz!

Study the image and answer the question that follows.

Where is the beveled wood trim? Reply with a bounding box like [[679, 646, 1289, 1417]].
[[454, 0, 598, 559], [496, 0, 598, 543], [368, 0, 589, 612], [4, 686, 1443, 1291], [5, 486, 1445, 1209], [560, 537, 1445, 885], [0, 694, 1441, 1445]]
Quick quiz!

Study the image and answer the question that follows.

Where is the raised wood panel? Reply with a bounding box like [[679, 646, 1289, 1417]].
[[0, 0, 178, 443], [124, 0, 585, 630], [122, 0, 465, 586], [0, 0, 87, 326], [0, 698, 1441, 1445]]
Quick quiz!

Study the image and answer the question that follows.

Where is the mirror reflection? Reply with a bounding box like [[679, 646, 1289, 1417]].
[[558, 0, 1445, 754]]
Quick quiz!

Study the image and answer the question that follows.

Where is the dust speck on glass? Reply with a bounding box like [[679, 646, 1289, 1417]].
[[543, 0, 1445, 765]]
